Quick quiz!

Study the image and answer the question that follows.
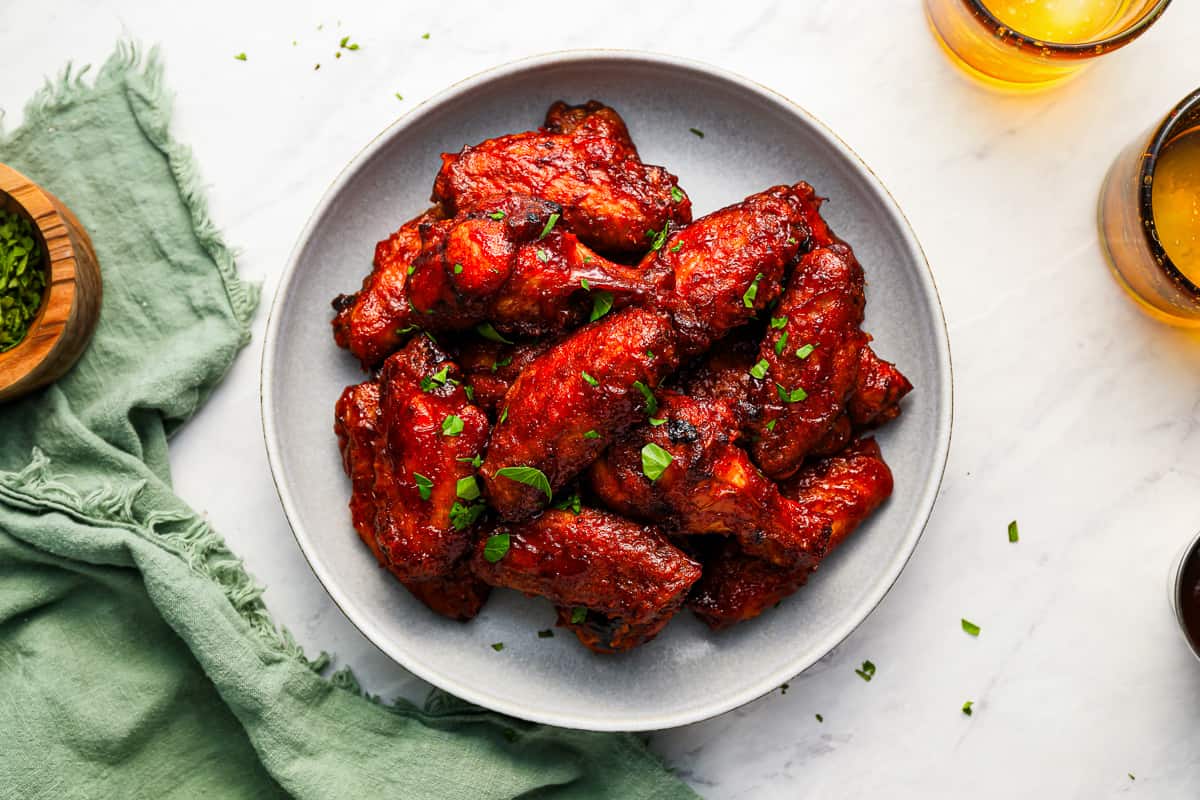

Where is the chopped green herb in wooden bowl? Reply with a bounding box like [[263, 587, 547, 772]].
[[0, 163, 102, 402], [0, 207, 47, 353]]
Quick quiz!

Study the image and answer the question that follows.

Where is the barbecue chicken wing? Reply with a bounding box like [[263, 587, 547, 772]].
[[337, 337, 491, 581], [470, 508, 702, 652], [653, 185, 810, 357], [331, 208, 442, 368], [433, 102, 691, 256], [748, 243, 868, 479], [407, 194, 663, 338], [588, 392, 830, 568], [688, 438, 893, 629], [543, 100, 636, 151], [848, 346, 913, 430], [481, 307, 679, 520], [334, 359, 491, 620], [449, 336, 556, 418]]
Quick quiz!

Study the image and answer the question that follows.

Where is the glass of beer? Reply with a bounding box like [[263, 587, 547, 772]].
[[925, 0, 1173, 91], [1099, 88, 1200, 327]]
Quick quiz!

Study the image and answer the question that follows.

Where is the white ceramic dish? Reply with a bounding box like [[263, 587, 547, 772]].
[[262, 50, 952, 732]]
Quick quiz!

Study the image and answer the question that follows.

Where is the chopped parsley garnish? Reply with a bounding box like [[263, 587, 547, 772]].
[[395, 92, 403, 101], [670, 186, 684, 203], [589, 290, 614, 322], [770, 316, 788, 329], [449, 501, 485, 531], [649, 417, 667, 426], [538, 212, 560, 240], [641, 442, 673, 481], [583, 430, 600, 439], [749, 359, 770, 380], [464, 384, 475, 402], [551, 492, 582, 515], [413, 472, 433, 501], [491, 355, 513, 372], [234, 52, 247, 61], [476, 322, 512, 344], [407, 264, 416, 276], [499, 406, 509, 424], [646, 223, 670, 251], [487, 210, 506, 221], [453, 263, 463, 274], [961, 618, 981, 637], [0, 208, 47, 353], [420, 366, 451, 392], [581, 371, 599, 387], [774, 331, 790, 356], [670, 241, 682, 253], [787, 236, 798, 246], [776, 383, 807, 403], [456, 476, 480, 501], [580, 277, 590, 291], [570, 607, 587, 624], [962, 700, 974, 716], [537, 629, 555, 638], [689, 127, 704, 138], [495, 466, 551, 500], [765, 419, 777, 432], [442, 415, 465, 436], [1008, 520, 1019, 543], [855, 660, 876, 682], [632, 380, 658, 415], [536, 248, 550, 263], [456, 454, 484, 468], [815, 714, 824, 723], [795, 343, 815, 360], [742, 272, 764, 308], [490, 642, 504, 651], [483, 533, 511, 563], [422, 32, 430, 39]]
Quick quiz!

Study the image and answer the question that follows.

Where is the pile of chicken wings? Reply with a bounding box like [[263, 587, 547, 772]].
[[332, 101, 911, 653]]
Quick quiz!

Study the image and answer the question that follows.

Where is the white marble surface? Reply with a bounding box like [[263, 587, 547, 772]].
[[5, 1, 1200, 796]]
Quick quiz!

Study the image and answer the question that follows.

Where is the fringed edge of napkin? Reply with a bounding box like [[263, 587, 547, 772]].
[[0, 41, 259, 344]]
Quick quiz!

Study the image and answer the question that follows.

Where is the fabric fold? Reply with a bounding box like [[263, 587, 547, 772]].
[[0, 43, 695, 800]]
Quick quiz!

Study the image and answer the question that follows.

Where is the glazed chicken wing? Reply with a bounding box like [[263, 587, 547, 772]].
[[588, 392, 830, 568], [371, 337, 491, 579], [406, 194, 664, 338], [433, 102, 691, 256], [653, 185, 810, 356], [481, 307, 679, 520], [688, 438, 894, 629], [334, 366, 490, 620], [848, 346, 913, 430], [543, 100, 636, 151], [470, 508, 702, 652], [331, 208, 442, 367], [748, 243, 868, 479], [449, 336, 557, 418]]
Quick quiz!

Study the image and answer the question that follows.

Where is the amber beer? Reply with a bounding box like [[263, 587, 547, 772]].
[[1099, 89, 1200, 326], [925, 0, 1173, 90]]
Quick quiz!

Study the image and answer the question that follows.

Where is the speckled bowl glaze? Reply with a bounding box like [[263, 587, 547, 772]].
[[262, 51, 953, 732]]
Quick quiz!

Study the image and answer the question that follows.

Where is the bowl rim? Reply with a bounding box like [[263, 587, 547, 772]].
[[260, 48, 954, 731]]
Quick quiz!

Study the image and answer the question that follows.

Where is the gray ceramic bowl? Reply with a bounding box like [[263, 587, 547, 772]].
[[262, 51, 952, 731]]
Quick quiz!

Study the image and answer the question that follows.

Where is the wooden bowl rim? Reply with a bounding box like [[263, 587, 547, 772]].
[[0, 163, 80, 394]]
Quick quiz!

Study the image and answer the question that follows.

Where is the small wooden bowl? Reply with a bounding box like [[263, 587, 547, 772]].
[[0, 163, 101, 402]]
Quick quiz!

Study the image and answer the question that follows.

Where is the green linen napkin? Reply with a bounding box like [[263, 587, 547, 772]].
[[0, 44, 696, 800]]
